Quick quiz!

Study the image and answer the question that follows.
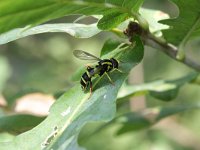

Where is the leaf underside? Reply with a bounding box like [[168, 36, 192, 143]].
[[0, 23, 101, 45]]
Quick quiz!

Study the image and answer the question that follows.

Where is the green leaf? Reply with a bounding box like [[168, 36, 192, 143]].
[[0, 0, 144, 34], [0, 37, 144, 150], [100, 39, 121, 57], [118, 72, 198, 102], [0, 133, 15, 143], [0, 23, 100, 45], [150, 88, 179, 101], [139, 8, 169, 36], [0, 114, 45, 134], [104, 0, 143, 12], [71, 40, 129, 82], [97, 11, 129, 30], [115, 104, 200, 135], [70, 67, 86, 82], [160, 0, 200, 46]]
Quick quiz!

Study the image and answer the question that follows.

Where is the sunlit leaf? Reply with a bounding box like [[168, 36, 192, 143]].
[[0, 133, 15, 143], [160, 0, 200, 46], [0, 37, 144, 150], [139, 8, 169, 36], [0, 23, 100, 45]]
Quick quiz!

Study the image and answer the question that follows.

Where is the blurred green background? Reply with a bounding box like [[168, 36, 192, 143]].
[[1, 0, 200, 149]]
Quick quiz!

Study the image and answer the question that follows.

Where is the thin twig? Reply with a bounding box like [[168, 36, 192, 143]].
[[144, 32, 200, 71], [114, 21, 200, 71]]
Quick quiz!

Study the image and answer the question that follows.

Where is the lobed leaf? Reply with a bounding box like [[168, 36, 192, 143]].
[[160, 0, 200, 46], [0, 37, 144, 150], [139, 8, 169, 36]]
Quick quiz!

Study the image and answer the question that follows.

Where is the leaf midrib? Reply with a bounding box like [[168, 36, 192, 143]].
[[49, 93, 90, 147]]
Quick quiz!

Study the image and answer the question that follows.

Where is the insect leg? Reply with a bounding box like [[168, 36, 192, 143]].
[[92, 75, 103, 89], [89, 81, 92, 93], [105, 72, 115, 86], [89, 81, 93, 98], [115, 68, 124, 73]]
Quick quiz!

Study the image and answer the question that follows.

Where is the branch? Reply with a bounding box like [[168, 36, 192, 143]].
[[123, 21, 200, 72], [144, 32, 200, 71]]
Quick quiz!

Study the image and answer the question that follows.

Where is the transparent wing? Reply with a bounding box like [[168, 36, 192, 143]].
[[73, 50, 101, 61]]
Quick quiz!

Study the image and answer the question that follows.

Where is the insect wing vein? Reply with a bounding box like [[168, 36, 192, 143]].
[[73, 50, 101, 61]]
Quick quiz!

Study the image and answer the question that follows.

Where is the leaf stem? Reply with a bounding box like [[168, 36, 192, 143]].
[[144, 32, 200, 71], [111, 28, 125, 37], [120, 19, 200, 71]]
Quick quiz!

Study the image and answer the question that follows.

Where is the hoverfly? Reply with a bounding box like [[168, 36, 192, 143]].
[[73, 50, 120, 95]]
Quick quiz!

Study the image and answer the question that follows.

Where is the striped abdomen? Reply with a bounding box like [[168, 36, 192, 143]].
[[80, 67, 96, 90]]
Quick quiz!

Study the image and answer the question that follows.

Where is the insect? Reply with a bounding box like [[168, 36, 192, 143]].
[[73, 50, 120, 95]]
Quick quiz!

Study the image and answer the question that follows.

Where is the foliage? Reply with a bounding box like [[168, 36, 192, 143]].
[[0, 0, 143, 33], [160, 0, 200, 46], [0, 23, 101, 45], [0, 115, 45, 134], [0, 0, 200, 150]]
